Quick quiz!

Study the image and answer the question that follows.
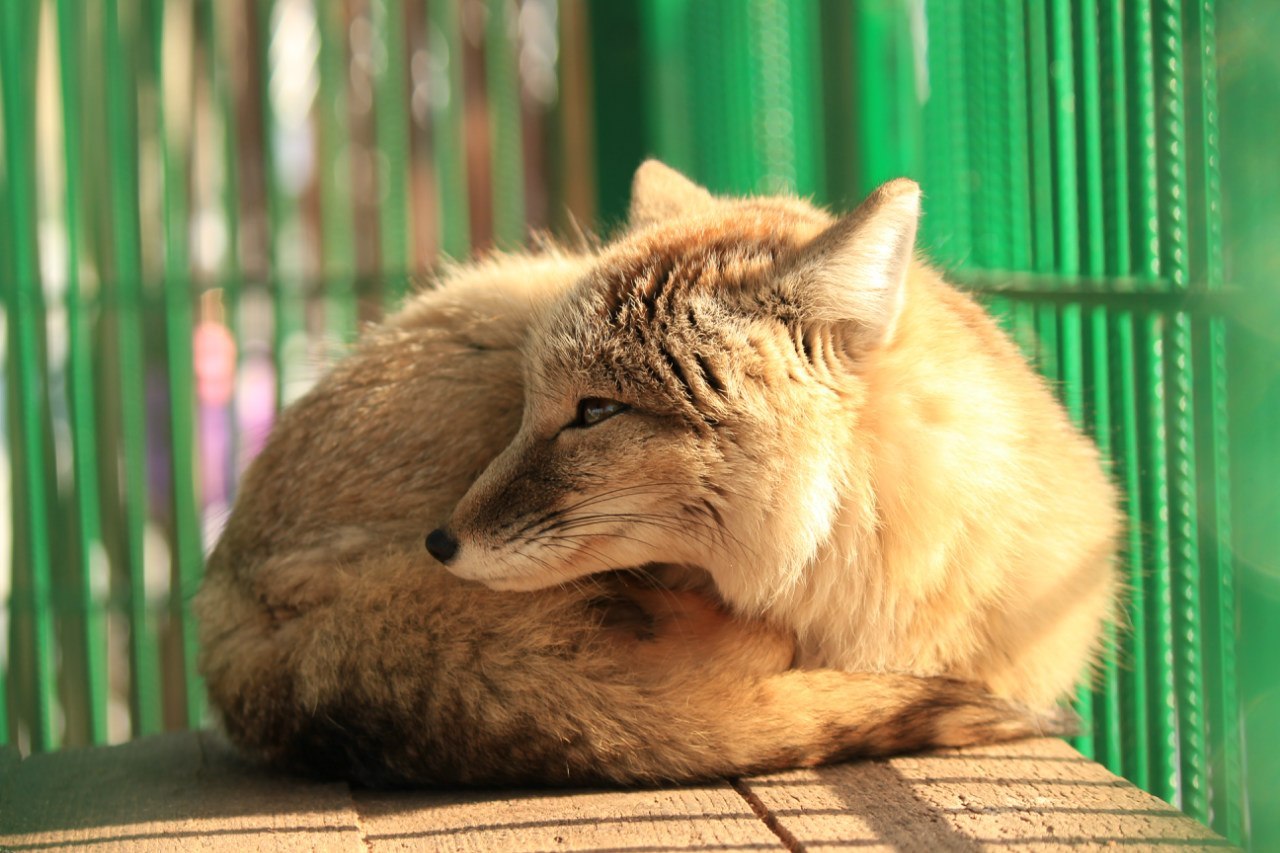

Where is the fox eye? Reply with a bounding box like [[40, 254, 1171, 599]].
[[573, 397, 629, 428]]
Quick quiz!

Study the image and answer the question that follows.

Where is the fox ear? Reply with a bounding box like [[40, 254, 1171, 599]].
[[628, 160, 715, 227], [784, 178, 920, 350]]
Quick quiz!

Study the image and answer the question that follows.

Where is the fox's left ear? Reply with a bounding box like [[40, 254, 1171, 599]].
[[783, 178, 920, 350], [628, 160, 716, 228]]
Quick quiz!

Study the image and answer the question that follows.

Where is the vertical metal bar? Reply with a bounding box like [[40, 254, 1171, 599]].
[[202, 0, 244, 501], [786, 1, 823, 198], [918, 1, 949, 255], [1140, 312, 1179, 807], [316, 0, 357, 339], [1048, 0, 1080, 281], [1023, 0, 1060, 378], [1001, 0, 1037, 353], [1047, 0, 1091, 756], [1217, 3, 1280, 845], [1100, 0, 1152, 791], [1018, 0, 1059, 379], [55, 0, 109, 745], [372, 0, 410, 297], [254, 0, 289, 411], [1153, 0, 1208, 822], [685, 1, 718, 190], [1048, 0, 1084, 418], [717, 1, 755, 194], [1024, 0, 1055, 275], [0, 12, 8, 743], [585, 0, 644, 226], [150, 0, 205, 730], [103, 0, 162, 737], [854, 2, 919, 195], [939, 0, 972, 266], [427, 0, 469, 260], [1130, 0, 1180, 804], [745, 0, 802, 196], [1114, 310, 1152, 790], [0, 42, 8, 739], [1076, 0, 1124, 775], [1199, 312, 1242, 841], [976, 0, 1009, 273], [955, 0, 976, 267], [642, 0, 696, 177], [1097, 0, 1154, 765], [0, 0, 59, 751], [486, 0, 524, 246], [1184, 0, 1243, 840]]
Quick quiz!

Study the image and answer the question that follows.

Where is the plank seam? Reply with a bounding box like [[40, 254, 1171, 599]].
[[730, 778, 805, 853]]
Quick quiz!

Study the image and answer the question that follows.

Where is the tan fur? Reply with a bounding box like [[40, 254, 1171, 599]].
[[442, 163, 1120, 713], [196, 245, 1048, 787]]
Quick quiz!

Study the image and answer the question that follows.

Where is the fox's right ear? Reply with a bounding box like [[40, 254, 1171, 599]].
[[628, 160, 715, 228], [780, 178, 920, 352]]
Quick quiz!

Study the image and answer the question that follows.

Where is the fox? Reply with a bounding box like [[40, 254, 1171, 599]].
[[431, 161, 1120, 715], [195, 202, 1052, 787]]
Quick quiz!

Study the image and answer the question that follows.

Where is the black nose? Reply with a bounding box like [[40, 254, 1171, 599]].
[[425, 528, 459, 564]]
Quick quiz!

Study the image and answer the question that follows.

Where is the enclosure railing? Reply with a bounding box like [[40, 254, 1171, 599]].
[[2, 2, 1276, 850]]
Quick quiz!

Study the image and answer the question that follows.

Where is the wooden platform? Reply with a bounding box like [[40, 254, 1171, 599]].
[[0, 733, 1235, 851]]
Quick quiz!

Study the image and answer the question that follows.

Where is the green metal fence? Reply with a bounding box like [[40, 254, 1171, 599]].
[[2, 1, 1276, 849]]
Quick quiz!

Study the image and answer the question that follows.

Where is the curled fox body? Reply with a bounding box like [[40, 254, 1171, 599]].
[[196, 236, 1044, 787], [437, 162, 1120, 714]]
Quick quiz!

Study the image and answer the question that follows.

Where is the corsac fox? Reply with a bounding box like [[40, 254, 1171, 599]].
[[195, 171, 1058, 786], [432, 161, 1120, 715]]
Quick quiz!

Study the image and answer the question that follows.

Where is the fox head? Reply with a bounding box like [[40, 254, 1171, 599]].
[[429, 162, 919, 610]]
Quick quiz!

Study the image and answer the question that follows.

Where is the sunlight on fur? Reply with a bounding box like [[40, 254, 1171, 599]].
[[195, 162, 1109, 787]]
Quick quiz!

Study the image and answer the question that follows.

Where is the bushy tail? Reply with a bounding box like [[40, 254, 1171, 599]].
[[677, 669, 1057, 782]]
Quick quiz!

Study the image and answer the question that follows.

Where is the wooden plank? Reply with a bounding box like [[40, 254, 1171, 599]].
[[0, 731, 364, 852], [1, 733, 1238, 851], [354, 783, 781, 852], [740, 738, 1236, 851]]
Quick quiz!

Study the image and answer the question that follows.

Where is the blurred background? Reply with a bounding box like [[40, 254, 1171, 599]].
[[1, 0, 1276, 848]]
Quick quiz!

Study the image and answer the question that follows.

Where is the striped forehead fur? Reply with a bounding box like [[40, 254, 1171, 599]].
[[532, 200, 837, 421]]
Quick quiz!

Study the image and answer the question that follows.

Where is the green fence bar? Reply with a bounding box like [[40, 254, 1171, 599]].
[[1153, 0, 1209, 822], [1219, 0, 1280, 844], [103, 0, 162, 737], [1113, 308, 1152, 791], [257, 0, 290, 409], [1184, 0, 1245, 840], [744, 0, 791, 194], [1, 0, 59, 752], [202, 0, 245, 497], [1075, 0, 1123, 772], [486, 0, 524, 247], [1128, 0, 1180, 804], [1197, 309, 1242, 842], [372, 0, 410, 294], [1100, 0, 1152, 791], [1048, 0, 1091, 759], [686, 2, 728, 193], [55, 0, 109, 745], [641, 0, 696, 178], [849, 0, 919, 198], [1140, 313, 1179, 807], [1001, 0, 1037, 353], [150, 0, 205, 729], [972, 0, 1004, 271], [428, 0, 469, 260], [316, 0, 358, 339]]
